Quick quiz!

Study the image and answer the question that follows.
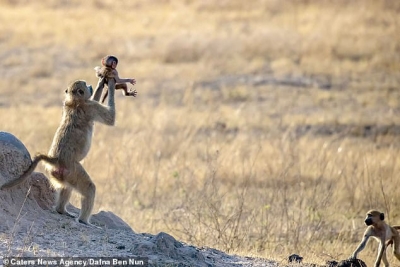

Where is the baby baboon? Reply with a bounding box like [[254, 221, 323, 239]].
[[350, 210, 400, 267], [93, 55, 136, 103], [1, 80, 116, 227]]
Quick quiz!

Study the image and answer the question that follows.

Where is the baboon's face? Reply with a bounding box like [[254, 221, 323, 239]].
[[365, 210, 383, 226], [66, 80, 92, 100], [111, 60, 117, 69], [105, 58, 117, 69]]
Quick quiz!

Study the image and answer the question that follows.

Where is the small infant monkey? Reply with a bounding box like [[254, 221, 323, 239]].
[[93, 55, 137, 103]]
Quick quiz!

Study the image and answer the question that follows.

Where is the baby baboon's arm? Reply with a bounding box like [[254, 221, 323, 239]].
[[113, 69, 136, 85]]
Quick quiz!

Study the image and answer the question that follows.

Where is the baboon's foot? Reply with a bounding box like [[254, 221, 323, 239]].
[[126, 89, 137, 97], [76, 218, 101, 229], [55, 208, 76, 218]]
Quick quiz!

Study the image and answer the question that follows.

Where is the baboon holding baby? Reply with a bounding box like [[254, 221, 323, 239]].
[[1, 79, 115, 226]]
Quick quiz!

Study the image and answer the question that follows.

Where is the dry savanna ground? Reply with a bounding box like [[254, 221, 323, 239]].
[[1, 0, 400, 265]]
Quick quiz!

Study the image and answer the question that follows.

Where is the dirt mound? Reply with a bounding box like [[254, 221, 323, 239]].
[[0, 132, 272, 266]]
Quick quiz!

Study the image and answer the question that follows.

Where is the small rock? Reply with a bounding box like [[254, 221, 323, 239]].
[[288, 254, 303, 263], [0, 131, 31, 185], [91, 210, 133, 231], [337, 258, 367, 267]]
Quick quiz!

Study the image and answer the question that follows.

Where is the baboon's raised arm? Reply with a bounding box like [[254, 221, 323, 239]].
[[89, 79, 115, 125]]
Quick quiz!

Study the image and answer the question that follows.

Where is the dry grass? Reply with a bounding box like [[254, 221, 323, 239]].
[[1, 0, 400, 265]]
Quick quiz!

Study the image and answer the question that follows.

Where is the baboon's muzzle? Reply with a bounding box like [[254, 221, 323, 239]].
[[365, 218, 373, 226], [88, 85, 93, 96]]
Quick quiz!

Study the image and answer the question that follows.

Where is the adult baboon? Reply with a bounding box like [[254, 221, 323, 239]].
[[350, 210, 400, 267], [1, 79, 115, 227]]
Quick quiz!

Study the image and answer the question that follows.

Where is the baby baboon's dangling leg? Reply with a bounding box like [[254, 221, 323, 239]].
[[117, 83, 137, 97], [100, 88, 109, 104], [92, 77, 106, 102], [101, 83, 128, 103]]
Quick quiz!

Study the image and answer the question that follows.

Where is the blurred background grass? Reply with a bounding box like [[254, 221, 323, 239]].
[[1, 0, 400, 265]]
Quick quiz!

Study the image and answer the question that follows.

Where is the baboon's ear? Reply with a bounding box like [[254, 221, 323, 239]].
[[380, 213, 385, 220]]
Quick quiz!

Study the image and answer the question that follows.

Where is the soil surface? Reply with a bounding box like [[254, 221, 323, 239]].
[[0, 132, 275, 267]]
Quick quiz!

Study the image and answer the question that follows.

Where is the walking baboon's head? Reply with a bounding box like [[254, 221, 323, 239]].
[[65, 80, 92, 102], [365, 210, 384, 226]]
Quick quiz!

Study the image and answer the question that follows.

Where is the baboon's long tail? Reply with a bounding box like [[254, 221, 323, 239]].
[[0, 154, 59, 189]]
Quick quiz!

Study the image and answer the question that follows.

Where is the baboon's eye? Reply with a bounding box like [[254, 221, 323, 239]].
[[78, 89, 84, 95], [65, 89, 68, 94]]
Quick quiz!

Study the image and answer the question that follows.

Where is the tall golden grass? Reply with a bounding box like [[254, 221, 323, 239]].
[[1, 0, 400, 264]]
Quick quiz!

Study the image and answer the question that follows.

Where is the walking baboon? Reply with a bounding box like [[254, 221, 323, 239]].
[[0, 80, 116, 226], [350, 210, 400, 267]]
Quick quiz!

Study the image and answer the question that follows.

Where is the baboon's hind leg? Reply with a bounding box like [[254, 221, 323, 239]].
[[393, 236, 400, 261], [55, 187, 76, 218], [381, 248, 389, 267], [72, 163, 96, 226]]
